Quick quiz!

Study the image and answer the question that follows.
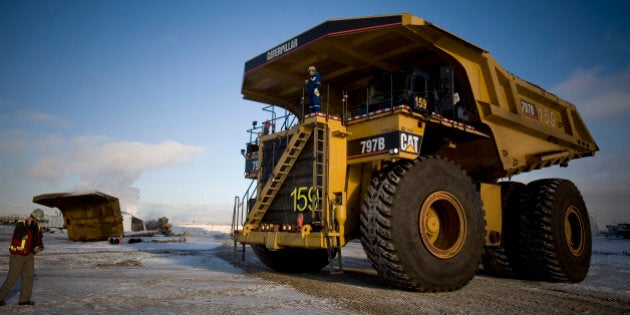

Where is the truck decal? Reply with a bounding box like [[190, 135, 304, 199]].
[[266, 38, 298, 61], [348, 131, 422, 159], [521, 99, 558, 129], [244, 157, 258, 178], [289, 186, 319, 212], [521, 100, 539, 120]]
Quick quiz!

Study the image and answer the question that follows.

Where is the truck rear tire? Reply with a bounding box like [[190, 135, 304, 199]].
[[251, 244, 330, 273], [360, 156, 485, 291], [482, 181, 525, 278], [515, 178, 591, 282]]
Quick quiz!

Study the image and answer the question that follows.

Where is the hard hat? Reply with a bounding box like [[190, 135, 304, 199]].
[[30, 209, 45, 221], [308, 66, 316, 72]]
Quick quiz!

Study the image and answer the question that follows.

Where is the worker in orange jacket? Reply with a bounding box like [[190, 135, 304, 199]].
[[0, 209, 45, 306]]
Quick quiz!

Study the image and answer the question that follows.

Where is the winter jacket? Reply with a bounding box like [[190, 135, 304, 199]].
[[9, 220, 44, 256], [306, 72, 322, 94]]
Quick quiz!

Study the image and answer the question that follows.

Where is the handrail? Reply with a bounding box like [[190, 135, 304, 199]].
[[231, 196, 240, 236], [263, 105, 297, 132], [231, 179, 257, 234]]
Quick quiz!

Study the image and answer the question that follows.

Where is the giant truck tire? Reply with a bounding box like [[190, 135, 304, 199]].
[[360, 156, 486, 292], [251, 244, 330, 273], [481, 181, 525, 278], [515, 178, 591, 282]]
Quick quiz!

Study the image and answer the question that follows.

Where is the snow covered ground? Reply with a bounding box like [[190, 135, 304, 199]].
[[0, 224, 628, 314], [0, 224, 350, 314]]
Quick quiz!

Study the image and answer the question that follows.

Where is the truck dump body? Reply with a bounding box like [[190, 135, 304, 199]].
[[33, 191, 123, 241], [242, 13, 597, 178]]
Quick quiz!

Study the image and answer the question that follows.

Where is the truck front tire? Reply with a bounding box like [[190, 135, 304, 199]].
[[360, 156, 485, 291]]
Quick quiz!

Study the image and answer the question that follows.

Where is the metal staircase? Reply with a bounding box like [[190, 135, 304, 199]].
[[245, 124, 314, 226]]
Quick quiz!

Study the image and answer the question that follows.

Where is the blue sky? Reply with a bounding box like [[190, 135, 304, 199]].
[[0, 1, 628, 227]]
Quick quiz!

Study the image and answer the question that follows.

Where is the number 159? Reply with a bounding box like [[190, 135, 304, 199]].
[[290, 186, 319, 211]]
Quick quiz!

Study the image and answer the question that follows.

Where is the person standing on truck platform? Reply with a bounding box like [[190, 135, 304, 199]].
[[263, 120, 271, 135], [305, 65, 321, 113], [0, 209, 45, 307]]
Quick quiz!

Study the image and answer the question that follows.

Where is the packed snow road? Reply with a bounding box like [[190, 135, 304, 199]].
[[0, 224, 628, 314], [221, 240, 630, 314]]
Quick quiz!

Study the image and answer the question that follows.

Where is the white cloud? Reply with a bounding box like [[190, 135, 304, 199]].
[[28, 137, 205, 215], [552, 67, 630, 120], [20, 110, 69, 126], [1, 109, 69, 129]]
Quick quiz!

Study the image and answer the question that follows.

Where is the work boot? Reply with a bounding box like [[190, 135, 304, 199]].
[[0, 300, 6, 306], [18, 300, 35, 305]]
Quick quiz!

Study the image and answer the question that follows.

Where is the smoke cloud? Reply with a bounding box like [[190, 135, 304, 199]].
[[29, 137, 205, 215]]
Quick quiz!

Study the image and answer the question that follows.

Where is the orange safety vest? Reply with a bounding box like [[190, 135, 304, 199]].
[[8, 221, 42, 256]]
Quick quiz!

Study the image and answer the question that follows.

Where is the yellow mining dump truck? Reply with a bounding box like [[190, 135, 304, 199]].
[[232, 13, 598, 292]]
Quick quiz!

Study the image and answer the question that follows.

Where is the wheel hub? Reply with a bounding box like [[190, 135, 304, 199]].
[[564, 206, 585, 257], [418, 191, 466, 259]]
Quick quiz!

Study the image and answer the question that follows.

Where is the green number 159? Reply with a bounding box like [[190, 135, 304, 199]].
[[290, 186, 319, 212]]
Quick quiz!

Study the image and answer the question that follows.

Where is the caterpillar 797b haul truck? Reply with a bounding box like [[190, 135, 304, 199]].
[[232, 13, 598, 292]]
